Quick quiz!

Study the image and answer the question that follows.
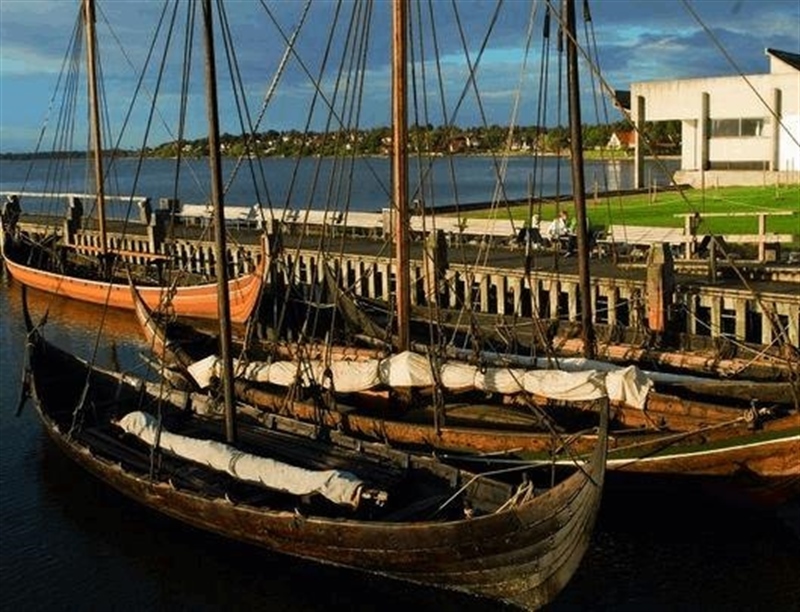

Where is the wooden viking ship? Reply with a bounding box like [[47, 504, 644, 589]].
[[18, 1, 614, 609], [2, 253, 263, 324], [23, 286, 609, 610]]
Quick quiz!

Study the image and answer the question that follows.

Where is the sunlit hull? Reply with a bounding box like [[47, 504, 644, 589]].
[[4, 255, 263, 324]]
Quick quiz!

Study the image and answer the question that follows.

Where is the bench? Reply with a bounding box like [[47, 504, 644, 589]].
[[409, 215, 517, 246], [721, 233, 794, 244], [179, 203, 261, 229], [674, 211, 796, 262], [597, 225, 690, 259], [603, 224, 687, 247]]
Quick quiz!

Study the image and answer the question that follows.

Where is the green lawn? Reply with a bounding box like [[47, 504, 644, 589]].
[[476, 184, 800, 244]]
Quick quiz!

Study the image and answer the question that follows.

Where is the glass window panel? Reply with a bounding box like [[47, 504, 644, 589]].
[[710, 119, 739, 137], [741, 119, 764, 136]]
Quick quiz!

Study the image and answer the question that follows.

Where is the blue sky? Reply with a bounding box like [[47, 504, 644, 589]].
[[0, 0, 798, 153]]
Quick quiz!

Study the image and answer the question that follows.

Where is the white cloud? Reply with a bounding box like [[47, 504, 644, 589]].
[[0, 44, 65, 77], [0, 0, 77, 77]]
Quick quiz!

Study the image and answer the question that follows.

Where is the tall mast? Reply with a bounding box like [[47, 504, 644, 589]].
[[83, 0, 108, 260], [564, 0, 595, 359], [392, 0, 410, 352], [201, 0, 237, 443]]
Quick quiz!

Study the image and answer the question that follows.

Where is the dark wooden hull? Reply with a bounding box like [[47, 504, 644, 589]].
[[24, 308, 608, 610], [606, 425, 800, 505], [132, 278, 800, 506], [349, 291, 797, 383], [235, 381, 800, 504]]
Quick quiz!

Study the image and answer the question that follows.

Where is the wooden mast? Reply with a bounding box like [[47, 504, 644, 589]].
[[392, 0, 410, 352], [564, 0, 595, 359], [83, 0, 108, 264], [201, 0, 237, 443]]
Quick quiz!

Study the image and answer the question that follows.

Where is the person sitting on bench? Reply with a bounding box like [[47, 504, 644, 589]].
[[517, 214, 543, 249], [547, 210, 576, 256]]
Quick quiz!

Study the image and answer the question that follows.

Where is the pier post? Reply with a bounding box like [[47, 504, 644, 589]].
[[381, 262, 390, 300], [735, 298, 747, 342], [757, 213, 767, 262], [645, 243, 675, 334], [787, 304, 799, 347], [369, 263, 378, 299], [509, 277, 520, 316], [478, 273, 489, 312], [410, 265, 420, 306], [607, 286, 618, 327], [422, 229, 448, 306], [448, 270, 459, 309], [495, 276, 506, 315], [710, 296, 722, 338], [567, 282, 578, 322], [264, 216, 281, 278], [708, 236, 717, 284], [548, 279, 560, 320], [760, 303, 773, 346]]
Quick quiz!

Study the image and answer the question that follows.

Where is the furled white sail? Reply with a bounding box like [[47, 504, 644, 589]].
[[605, 366, 653, 411], [117, 411, 366, 508], [185, 349, 652, 406], [522, 369, 608, 401]]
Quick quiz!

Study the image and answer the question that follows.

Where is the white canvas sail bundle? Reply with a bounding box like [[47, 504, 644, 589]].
[[117, 411, 366, 508], [187, 350, 652, 408]]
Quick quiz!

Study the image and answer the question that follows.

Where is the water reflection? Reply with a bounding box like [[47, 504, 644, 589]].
[[4, 277, 146, 372]]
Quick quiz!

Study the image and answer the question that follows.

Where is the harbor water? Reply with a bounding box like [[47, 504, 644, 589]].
[[0, 155, 678, 216], [1, 156, 798, 610]]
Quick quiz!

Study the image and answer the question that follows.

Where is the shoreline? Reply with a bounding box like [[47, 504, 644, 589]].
[[0, 151, 680, 162]]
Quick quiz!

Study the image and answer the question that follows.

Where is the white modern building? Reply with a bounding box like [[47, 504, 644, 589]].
[[629, 48, 800, 188]]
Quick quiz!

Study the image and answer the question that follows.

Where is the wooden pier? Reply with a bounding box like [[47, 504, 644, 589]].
[[4, 194, 799, 350]]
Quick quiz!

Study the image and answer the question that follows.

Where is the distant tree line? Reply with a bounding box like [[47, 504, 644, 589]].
[[1, 121, 680, 159]]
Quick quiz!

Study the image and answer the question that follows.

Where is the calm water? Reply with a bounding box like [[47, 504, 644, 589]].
[[1, 156, 799, 610], [0, 155, 678, 217]]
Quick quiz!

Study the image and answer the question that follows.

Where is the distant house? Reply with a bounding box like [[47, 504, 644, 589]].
[[510, 139, 531, 152], [606, 130, 635, 150], [448, 136, 468, 153], [447, 134, 480, 153]]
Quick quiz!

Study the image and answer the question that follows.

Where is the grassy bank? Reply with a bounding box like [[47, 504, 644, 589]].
[[474, 184, 800, 245]]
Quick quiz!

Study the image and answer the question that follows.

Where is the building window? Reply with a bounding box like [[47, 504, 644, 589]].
[[710, 119, 739, 137], [740, 118, 766, 136], [710, 117, 767, 138]]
